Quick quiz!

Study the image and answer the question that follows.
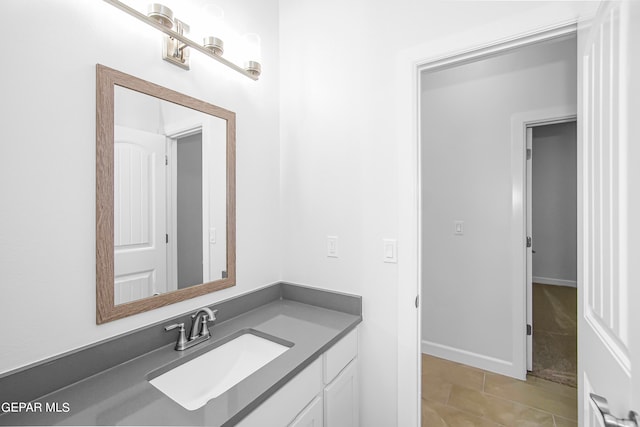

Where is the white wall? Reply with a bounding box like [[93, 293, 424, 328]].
[[114, 86, 163, 132], [532, 121, 578, 287], [0, 0, 280, 374], [420, 37, 577, 372]]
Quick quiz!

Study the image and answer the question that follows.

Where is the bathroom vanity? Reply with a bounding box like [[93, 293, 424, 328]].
[[0, 283, 361, 426]]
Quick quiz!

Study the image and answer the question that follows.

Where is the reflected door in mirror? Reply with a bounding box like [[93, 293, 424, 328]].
[[114, 126, 167, 304]]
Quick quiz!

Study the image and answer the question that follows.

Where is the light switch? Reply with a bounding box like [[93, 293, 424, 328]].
[[383, 239, 397, 263], [454, 221, 464, 236], [209, 228, 217, 244], [327, 236, 338, 258]]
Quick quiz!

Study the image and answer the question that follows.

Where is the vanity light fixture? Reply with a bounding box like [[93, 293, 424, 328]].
[[103, 0, 261, 80]]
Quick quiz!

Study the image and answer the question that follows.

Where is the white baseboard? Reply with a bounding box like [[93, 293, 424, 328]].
[[532, 276, 577, 288], [421, 340, 524, 380]]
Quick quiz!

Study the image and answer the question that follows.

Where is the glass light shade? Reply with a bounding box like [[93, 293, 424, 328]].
[[241, 33, 262, 76], [242, 33, 262, 63], [192, 4, 229, 48], [202, 4, 224, 22]]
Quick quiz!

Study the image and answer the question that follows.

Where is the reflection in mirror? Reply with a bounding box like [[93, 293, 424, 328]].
[[113, 86, 227, 305], [96, 64, 235, 324]]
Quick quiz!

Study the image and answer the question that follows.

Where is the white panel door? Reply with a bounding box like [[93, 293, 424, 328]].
[[578, 1, 640, 425], [114, 125, 167, 304]]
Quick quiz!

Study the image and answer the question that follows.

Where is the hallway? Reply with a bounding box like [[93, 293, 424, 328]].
[[421, 354, 577, 426]]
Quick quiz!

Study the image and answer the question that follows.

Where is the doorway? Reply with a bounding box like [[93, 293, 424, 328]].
[[166, 129, 207, 292], [404, 3, 640, 426], [418, 31, 579, 425], [526, 120, 577, 388], [174, 132, 204, 290]]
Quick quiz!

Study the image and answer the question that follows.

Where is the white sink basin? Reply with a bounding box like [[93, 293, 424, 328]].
[[149, 331, 290, 410]]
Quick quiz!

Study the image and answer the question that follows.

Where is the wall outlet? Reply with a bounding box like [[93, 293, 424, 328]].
[[327, 236, 338, 257]]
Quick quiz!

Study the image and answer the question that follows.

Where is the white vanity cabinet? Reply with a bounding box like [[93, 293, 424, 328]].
[[236, 328, 358, 427]]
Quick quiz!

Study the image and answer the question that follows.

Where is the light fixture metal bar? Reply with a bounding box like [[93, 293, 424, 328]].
[[103, 0, 259, 80]]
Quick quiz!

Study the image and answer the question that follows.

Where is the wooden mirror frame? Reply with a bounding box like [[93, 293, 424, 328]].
[[96, 64, 236, 324]]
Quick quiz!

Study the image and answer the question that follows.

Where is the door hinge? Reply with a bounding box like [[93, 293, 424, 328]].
[[166, 234, 169, 244], [527, 324, 532, 336], [165, 155, 168, 166], [415, 295, 420, 308], [526, 148, 532, 160], [526, 236, 532, 248]]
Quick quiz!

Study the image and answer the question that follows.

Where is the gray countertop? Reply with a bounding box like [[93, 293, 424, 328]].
[[0, 294, 361, 426]]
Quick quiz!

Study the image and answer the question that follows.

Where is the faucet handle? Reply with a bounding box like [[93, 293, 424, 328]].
[[196, 310, 219, 340], [201, 309, 219, 328], [207, 309, 219, 322], [164, 323, 185, 331], [164, 322, 188, 351]]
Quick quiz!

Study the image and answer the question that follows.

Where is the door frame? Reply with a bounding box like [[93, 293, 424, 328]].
[[396, 20, 579, 426], [515, 112, 578, 372]]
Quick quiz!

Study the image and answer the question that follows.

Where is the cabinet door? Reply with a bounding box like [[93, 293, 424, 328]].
[[236, 359, 323, 427], [289, 395, 323, 427], [324, 358, 358, 427]]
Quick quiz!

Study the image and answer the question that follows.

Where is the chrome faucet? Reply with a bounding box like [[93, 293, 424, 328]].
[[164, 307, 219, 351], [189, 307, 216, 340]]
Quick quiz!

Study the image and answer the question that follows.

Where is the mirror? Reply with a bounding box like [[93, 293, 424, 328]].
[[96, 64, 235, 324]]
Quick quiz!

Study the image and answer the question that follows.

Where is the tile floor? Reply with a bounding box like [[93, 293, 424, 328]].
[[421, 354, 577, 427]]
